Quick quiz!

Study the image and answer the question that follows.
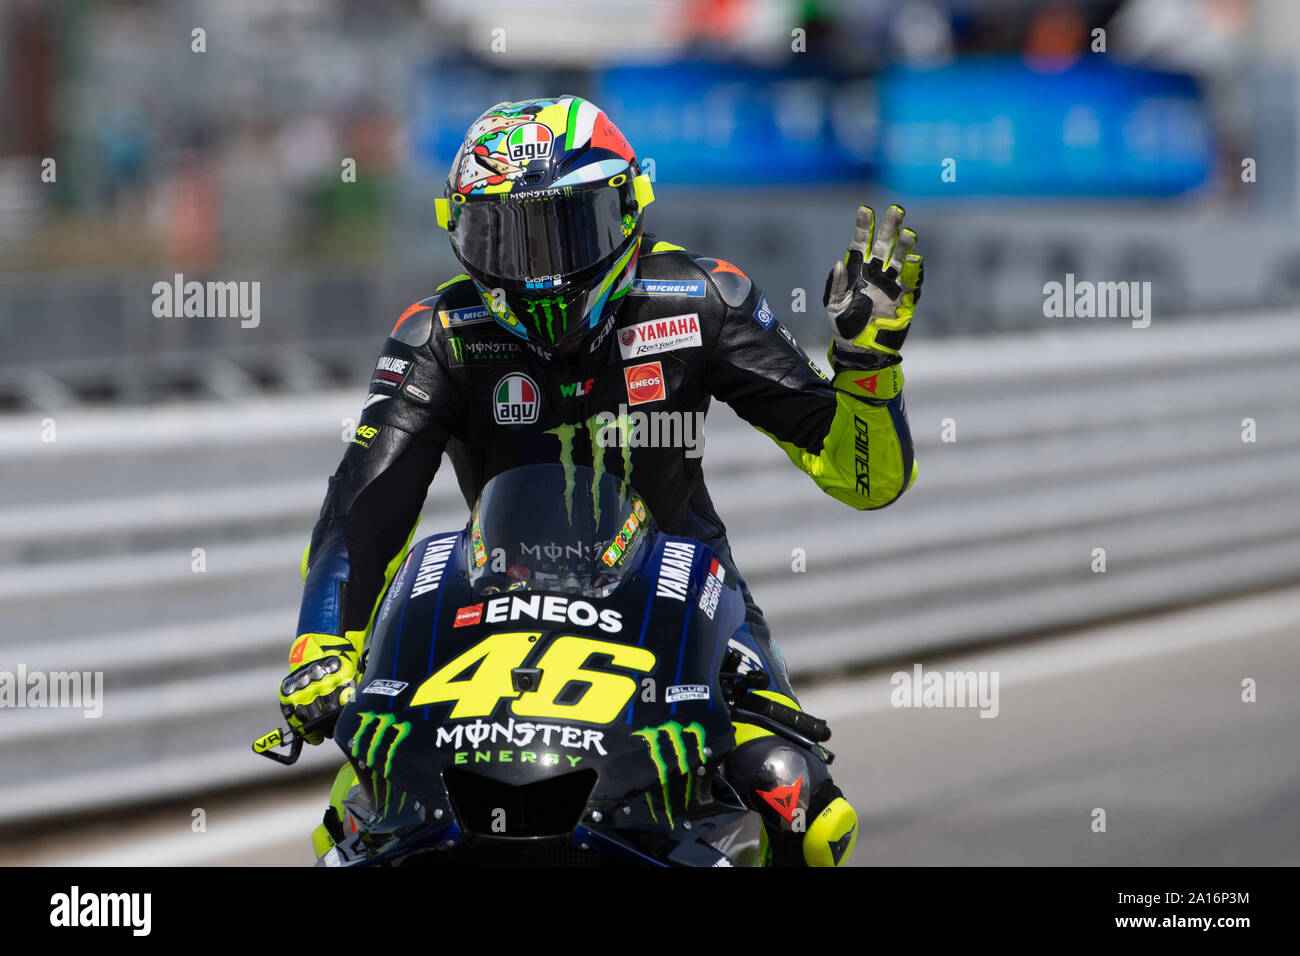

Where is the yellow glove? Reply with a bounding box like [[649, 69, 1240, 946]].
[[278, 630, 366, 745], [823, 203, 923, 373]]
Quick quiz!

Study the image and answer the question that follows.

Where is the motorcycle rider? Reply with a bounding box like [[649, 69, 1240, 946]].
[[279, 95, 922, 866]]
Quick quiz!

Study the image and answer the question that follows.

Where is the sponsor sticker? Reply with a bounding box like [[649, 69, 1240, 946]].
[[656, 540, 696, 601], [506, 122, 555, 163], [624, 361, 666, 406], [560, 378, 595, 398], [753, 295, 775, 329], [405, 383, 431, 402], [454, 603, 484, 628], [629, 279, 707, 297], [697, 558, 727, 620], [410, 536, 458, 599], [363, 679, 409, 697], [666, 684, 711, 703], [439, 305, 495, 328], [601, 510, 644, 567], [352, 424, 380, 449], [617, 314, 702, 360], [494, 372, 540, 424], [482, 594, 623, 633], [449, 336, 526, 364], [371, 354, 410, 388]]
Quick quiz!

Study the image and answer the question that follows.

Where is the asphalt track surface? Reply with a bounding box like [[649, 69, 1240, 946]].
[[10, 586, 1297, 867]]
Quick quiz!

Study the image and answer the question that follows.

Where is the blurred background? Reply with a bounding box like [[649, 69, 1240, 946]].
[[1, 0, 1297, 866]]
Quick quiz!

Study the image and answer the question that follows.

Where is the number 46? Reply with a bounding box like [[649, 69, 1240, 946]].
[[411, 632, 656, 724]]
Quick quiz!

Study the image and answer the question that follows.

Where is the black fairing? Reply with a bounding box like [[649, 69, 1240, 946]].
[[332, 466, 752, 864]]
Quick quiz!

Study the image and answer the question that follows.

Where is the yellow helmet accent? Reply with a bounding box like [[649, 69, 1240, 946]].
[[634, 172, 655, 209], [435, 198, 452, 230], [803, 796, 858, 867]]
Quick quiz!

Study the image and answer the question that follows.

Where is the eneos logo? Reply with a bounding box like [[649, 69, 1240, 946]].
[[624, 361, 665, 406], [506, 123, 554, 163], [494, 372, 540, 424], [454, 603, 484, 628]]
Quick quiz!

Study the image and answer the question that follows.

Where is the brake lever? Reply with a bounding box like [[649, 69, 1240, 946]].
[[252, 726, 304, 765]]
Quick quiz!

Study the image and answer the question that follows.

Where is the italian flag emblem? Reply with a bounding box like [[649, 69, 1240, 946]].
[[494, 372, 540, 424], [507, 123, 555, 163]]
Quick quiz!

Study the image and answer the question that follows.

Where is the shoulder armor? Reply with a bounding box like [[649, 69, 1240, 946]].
[[692, 256, 753, 308], [391, 276, 482, 346]]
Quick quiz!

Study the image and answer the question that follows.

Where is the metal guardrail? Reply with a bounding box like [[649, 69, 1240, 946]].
[[0, 312, 1297, 824], [4, 201, 1300, 410]]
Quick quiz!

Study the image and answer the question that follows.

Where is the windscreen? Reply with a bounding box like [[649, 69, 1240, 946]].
[[467, 463, 653, 599]]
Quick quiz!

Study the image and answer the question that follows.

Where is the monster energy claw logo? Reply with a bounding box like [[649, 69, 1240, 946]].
[[524, 295, 569, 343], [546, 412, 634, 524], [352, 711, 412, 813], [632, 721, 707, 829]]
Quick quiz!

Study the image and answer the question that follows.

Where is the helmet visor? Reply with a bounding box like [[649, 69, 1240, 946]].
[[451, 181, 637, 286]]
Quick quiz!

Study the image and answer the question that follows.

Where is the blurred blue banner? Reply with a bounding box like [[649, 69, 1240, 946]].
[[411, 55, 1214, 197], [876, 56, 1216, 197], [596, 61, 878, 186]]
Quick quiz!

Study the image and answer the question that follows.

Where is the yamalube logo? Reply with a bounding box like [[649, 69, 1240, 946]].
[[494, 372, 540, 424]]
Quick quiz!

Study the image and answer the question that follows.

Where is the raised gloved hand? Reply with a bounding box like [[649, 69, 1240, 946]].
[[823, 204, 923, 387], [278, 630, 366, 745]]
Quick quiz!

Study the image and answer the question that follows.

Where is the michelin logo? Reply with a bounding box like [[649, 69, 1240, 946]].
[[630, 279, 706, 297], [438, 305, 494, 328]]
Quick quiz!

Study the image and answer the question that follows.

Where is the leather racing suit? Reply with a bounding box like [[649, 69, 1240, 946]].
[[296, 237, 918, 865]]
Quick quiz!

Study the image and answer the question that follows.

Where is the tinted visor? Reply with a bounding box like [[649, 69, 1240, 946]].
[[452, 181, 637, 285]]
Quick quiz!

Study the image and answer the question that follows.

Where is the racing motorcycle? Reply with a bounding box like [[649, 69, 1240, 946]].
[[254, 462, 831, 866]]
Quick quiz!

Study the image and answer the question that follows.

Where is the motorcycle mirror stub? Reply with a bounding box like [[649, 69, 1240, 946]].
[[511, 667, 543, 693]]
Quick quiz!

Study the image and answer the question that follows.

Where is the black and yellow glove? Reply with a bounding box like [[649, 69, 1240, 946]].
[[278, 630, 366, 745], [824, 203, 923, 383]]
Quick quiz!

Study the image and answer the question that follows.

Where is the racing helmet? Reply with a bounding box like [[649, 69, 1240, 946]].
[[435, 96, 655, 357]]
